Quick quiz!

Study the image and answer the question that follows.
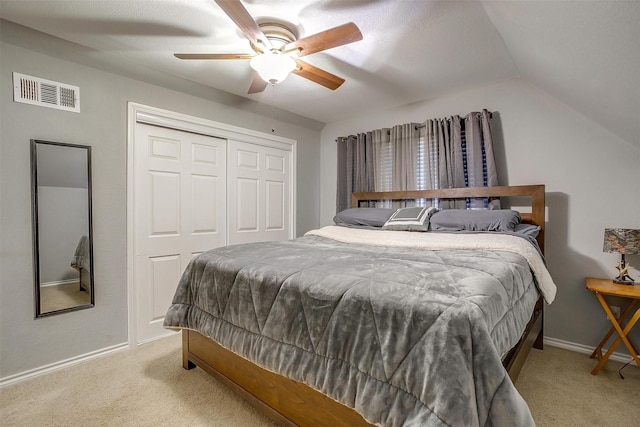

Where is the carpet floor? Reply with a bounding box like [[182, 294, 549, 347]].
[[2, 333, 638, 426]]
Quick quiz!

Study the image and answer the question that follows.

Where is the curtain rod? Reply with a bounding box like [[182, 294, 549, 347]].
[[414, 111, 493, 129], [335, 111, 494, 140]]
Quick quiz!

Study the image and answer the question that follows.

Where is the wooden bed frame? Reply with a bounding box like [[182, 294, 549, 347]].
[[182, 185, 547, 426]]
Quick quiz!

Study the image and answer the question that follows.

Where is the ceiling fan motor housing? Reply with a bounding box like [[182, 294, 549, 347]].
[[251, 22, 298, 54]]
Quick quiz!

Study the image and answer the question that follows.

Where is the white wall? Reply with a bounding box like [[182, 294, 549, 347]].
[[1, 28, 322, 379], [320, 79, 640, 350]]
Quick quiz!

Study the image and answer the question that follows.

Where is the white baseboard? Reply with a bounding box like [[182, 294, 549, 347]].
[[543, 337, 634, 364], [40, 278, 78, 287], [0, 342, 129, 388], [135, 329, 178, 346]]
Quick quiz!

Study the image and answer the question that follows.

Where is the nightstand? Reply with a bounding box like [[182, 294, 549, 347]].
[[586, 277, 640, 375]]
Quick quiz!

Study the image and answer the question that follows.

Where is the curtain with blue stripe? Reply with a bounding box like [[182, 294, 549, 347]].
[[427, 109, 498, 209]]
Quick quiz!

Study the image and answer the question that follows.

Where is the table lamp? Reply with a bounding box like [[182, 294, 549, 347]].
[[603, 228, 640, 285]]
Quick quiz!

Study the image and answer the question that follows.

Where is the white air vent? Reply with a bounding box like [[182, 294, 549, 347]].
[[13, 72, 80, 113]]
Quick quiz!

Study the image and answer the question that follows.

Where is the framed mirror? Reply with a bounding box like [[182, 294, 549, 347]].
[[31, 139, 94, 317]]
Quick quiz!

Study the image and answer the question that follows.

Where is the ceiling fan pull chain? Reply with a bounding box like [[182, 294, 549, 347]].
[[271, 84, 277, 133]]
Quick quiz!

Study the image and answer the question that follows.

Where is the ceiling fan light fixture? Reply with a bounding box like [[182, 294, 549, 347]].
[[250, 52, 296, 85]]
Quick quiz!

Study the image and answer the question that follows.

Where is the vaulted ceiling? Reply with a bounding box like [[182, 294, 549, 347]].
[[1, 0, 638, 147]]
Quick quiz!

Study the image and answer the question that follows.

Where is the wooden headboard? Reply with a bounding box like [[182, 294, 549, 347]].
[[351, 185, 546, 253]]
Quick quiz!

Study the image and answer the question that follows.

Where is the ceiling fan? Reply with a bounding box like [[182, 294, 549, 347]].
[[174, 0, 363, 94]]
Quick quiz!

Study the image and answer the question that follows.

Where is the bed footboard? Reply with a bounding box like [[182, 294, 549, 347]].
[[182, 329, 373, 427], [182, 298, 542, 427]]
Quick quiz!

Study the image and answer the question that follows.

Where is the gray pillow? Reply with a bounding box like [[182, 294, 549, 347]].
[[429, 209, 521, 232], [333, 208, 395, 228], [513, 223, 541, 238], [382, 206, 438, 232]]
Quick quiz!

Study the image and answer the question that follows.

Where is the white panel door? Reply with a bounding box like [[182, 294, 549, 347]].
[[134, 123, 226, 343], [228, 140, 291, 245]]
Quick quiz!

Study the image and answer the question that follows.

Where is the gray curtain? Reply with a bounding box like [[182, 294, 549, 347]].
[[424, 109, 498, 209], [336, 124, 419, 211], [391, 123, 420, 191], [336, 109, 497, 212], [336, 133, 376, 212], [372, 129, 390, 192]]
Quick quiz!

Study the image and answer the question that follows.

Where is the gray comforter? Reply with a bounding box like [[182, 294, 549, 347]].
[[164, 228, 551, 426]]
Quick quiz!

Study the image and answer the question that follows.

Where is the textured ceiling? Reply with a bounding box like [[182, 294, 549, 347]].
[[1, 0, 638, 147]]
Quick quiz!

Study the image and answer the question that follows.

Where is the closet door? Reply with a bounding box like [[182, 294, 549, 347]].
[[133, 123, 226, 343], [227, 140, 292, 245]]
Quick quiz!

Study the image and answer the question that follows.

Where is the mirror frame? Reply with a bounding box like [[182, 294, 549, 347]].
[[31, 139, 95, 318]]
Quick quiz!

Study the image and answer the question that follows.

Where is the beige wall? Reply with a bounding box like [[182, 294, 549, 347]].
[[0, 27, 322, 379], [320, 79, 640, 351]]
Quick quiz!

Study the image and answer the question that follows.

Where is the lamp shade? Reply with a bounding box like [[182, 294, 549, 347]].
[[603, 228, 640, 255], [250, 53, 296, 85]]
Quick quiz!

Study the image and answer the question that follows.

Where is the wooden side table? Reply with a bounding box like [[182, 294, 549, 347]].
[[586, 277, 640, 375]]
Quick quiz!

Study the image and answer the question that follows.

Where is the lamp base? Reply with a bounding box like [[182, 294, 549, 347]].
[[613, 275, 636, 285]]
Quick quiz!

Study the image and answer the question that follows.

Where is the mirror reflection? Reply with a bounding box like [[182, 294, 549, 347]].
[[31, 139, 94, 317]]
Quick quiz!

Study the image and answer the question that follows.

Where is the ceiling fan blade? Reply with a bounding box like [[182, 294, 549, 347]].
[[247, 72, 269, 94], [283, 22, 362, 57], [292, 60, 345, 90], [214, 0, 272, 51], [174, 53, 253, 60]]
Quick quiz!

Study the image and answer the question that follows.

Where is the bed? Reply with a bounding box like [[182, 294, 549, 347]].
[[164, 185, 555, 426]]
